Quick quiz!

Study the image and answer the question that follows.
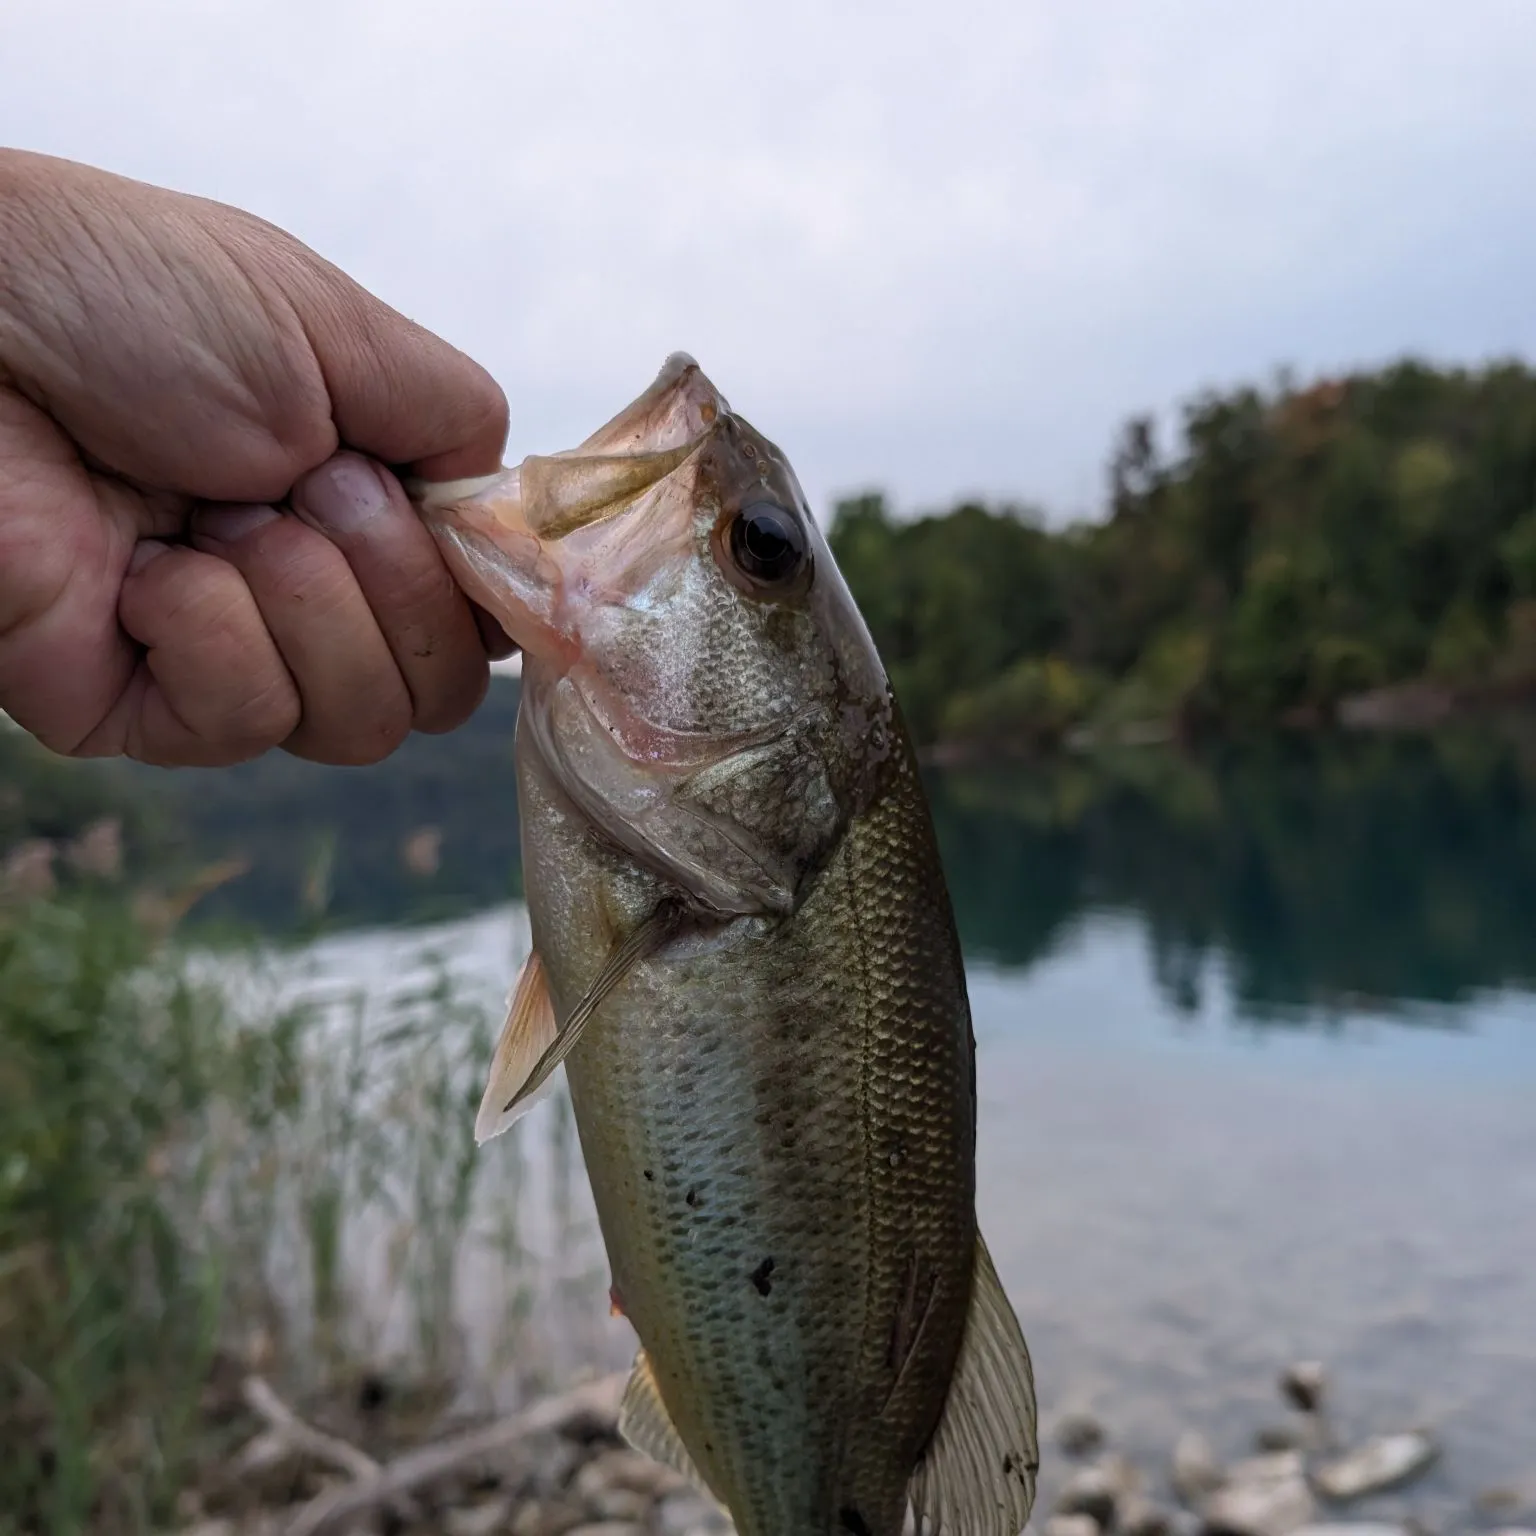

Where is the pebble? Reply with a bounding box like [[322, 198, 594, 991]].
[[655, 1491, 733, 1536], [1202, 1453, 1315, 1536], [1313, 1434, 1439, 1502], [1478, 1488, 1536, 1516], [1121, 1499, 1177, 1536], [1057, 1466, 1122, 1529], [579, 1487, 651, 1524], [576, 1447, 689, 1501], [1255, 1426, 1307, 1454], [1173, 1432, 1226, 1506], [1227, 1453, 1305, 1490], [1280, 1364, 1328, 1414], [512, 1498, 590, 1536], [447, 1498, 515, 1536], [528, 1436, 586, 1494], [1290, 1526, 1412, 1536], [561, 1523, 646, 1536], [1046, 1517, 1104, 1536], [1103, 1454, 1144, 1500], [1057, 1411, 1108, 1458]]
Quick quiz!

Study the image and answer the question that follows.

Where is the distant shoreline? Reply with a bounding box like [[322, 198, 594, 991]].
[[919, 682, 1536, 766]]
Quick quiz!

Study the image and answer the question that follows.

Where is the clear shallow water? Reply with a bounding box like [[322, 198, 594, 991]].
[[271, 899, 1536, 1517], [967, 921, 1536, 1519], [235, 735, 1536, 1514]]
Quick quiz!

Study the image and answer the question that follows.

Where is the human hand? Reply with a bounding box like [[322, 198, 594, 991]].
[[0, 149, 511, 767]]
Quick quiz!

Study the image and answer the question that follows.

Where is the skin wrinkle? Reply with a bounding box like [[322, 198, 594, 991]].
[[0, 406, 100, 642], [107, 550, 303, 761], [217, 228, 339, 473], [0, 149, 508, 766]]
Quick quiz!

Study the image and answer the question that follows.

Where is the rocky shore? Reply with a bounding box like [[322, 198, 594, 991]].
[[171, 1360, 1532, 1536], [1042, 1363, 1532, 1536]]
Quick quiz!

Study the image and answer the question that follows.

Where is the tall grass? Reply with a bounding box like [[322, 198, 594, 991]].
[[0, 879, 601, 1535]]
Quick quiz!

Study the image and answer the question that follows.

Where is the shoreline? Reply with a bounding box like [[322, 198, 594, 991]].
[[165, 1355, 1535, 1536], [917, 683, 1536, 767]]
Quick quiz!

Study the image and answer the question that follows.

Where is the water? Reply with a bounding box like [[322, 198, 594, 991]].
[[970, 931, 1536, 1520], [237, 731, 1536, 1515]]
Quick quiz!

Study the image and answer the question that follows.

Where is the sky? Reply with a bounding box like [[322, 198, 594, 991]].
[[4, 0, 1535, 525]]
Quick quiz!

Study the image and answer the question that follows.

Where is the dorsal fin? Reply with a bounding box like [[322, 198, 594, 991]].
[[908, 1234, 1038, 1536]]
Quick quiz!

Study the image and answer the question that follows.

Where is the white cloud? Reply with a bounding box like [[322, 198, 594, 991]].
[[4, 0, 1535, 521]]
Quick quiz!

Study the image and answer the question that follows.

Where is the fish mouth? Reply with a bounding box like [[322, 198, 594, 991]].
[[408, 353, 725, 535], [407, 353, 730, 663]]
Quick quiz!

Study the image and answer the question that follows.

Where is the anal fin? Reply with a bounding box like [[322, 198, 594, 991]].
[[908, 1234, 1038, 1536], [619, 1348, 721, 1505]]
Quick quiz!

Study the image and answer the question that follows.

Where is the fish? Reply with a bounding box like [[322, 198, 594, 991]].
[[408, 354, 1037, 1536]]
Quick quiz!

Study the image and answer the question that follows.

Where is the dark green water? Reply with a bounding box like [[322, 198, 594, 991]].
[[160, 691, 1536, 1026], [930, 728, 1536, 1021]]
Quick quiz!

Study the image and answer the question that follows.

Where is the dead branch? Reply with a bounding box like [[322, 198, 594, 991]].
[[282, 1371, 627, 1536], [242, 1377, 384, 1484], [241, 1375, 422, 1525]]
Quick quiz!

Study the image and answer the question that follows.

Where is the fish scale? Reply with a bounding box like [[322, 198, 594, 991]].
[[529, 728, 974, 1536], [413, 354, 1038, 1536]]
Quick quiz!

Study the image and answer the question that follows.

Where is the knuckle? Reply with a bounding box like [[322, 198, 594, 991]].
[[225, 673, 302, 751], [264, 401, 337, 478]]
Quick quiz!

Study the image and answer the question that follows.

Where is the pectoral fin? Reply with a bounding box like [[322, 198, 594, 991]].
[[475, 905, 687, 1142], [908, 1234, 1038, 1536], [619, 1348, 721, 1504], [475, 950, 559, 1143]]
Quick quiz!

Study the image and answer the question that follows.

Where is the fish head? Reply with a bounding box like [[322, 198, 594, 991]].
[[414, 354, 897, 918]]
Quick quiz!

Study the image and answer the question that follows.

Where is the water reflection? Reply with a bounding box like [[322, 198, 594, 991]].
[[171, 703, 1536, 1027], [928, 728, 1536, 1021], [235, 731, 1536, 1509]]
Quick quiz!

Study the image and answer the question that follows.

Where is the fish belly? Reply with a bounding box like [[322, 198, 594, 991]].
[[527, 741, 977, 1536]]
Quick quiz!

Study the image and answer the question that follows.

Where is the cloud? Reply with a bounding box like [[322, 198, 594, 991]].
[[4, 0, 1535, 521]]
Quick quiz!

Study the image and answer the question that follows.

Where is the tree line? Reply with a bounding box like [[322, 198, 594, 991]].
[[829, 359, 1536, 751]]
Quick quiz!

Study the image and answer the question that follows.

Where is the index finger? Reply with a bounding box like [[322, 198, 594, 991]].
[[292, 260, 512, 483]]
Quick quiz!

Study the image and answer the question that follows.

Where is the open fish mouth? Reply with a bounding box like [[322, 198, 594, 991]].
[[405, 354, 1038, 1536]]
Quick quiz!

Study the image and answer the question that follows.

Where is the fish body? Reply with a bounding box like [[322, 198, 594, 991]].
[[413, 357, 1037, 1536]]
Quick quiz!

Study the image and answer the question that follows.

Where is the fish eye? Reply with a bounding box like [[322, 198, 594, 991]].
[[728, 501, 808, 587]]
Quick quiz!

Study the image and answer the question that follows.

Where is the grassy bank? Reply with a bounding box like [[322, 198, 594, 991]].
[[0, 875, 598, 1536]]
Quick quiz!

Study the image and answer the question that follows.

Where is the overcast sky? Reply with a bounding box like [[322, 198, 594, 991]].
[[4, 1, 1535, 524]]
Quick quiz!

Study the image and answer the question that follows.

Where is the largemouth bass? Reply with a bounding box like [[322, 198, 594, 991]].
[[411, 355, 1037, 1536]]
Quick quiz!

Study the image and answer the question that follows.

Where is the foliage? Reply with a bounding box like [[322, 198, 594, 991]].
[[830, 496, 1065, 743], [0, 882, 588, 1534], [830, 359, 1536, 746], [940, 657, 1107, 751]]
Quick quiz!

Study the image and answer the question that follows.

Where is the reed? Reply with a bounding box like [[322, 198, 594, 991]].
[[0, 883, 590, 1535]]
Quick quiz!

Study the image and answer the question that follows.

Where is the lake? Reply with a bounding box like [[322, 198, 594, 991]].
[[226, 726, 1536, 1522]]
